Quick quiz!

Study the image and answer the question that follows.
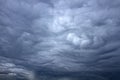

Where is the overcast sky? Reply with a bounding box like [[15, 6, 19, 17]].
[[0, 0, 120, 80]]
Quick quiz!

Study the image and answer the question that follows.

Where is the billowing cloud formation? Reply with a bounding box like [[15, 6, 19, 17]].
[[0, 0, 120, 80]]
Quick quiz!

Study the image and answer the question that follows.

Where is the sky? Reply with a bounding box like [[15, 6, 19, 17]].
[[0, 0, 120, 80]]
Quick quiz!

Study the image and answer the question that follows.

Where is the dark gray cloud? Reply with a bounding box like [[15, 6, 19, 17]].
[[0, 0, 120, 80]]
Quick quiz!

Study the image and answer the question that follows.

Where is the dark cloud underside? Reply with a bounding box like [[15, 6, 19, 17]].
[[0, 0, 120, 80]]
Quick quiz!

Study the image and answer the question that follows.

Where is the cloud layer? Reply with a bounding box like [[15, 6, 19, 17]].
[[0, 0, 120, 80]]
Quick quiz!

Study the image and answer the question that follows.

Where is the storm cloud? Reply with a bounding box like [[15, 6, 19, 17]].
[[0, 0, 120, 80]]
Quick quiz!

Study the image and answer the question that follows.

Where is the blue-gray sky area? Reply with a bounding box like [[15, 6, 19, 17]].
[[0, 0, 120, 80]]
